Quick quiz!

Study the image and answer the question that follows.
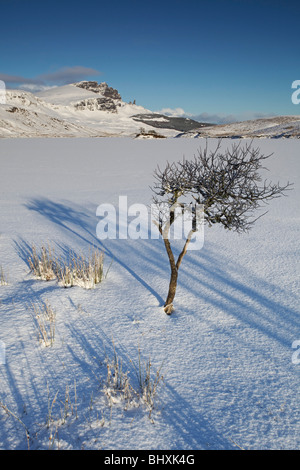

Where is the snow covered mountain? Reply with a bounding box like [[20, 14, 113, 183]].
[[0, 81, 299, 138], [0, 81, 205, 138]]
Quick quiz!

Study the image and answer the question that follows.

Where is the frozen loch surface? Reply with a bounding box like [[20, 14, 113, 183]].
[[0, 137, 299, 449]]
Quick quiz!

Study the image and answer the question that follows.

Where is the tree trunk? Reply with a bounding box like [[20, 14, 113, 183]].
[[162, 229, 194, 315], [161, 235, 178, 315], [164, 267, 178, 314]]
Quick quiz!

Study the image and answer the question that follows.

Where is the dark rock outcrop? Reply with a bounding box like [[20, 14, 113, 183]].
[[74, 97, 119, 113], [75, 81, 121, 100]]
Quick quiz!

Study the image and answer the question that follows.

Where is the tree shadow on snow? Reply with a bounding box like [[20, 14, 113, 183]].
[[23, 197, 300, 351], [160, 381, 238, 450], [23, 197, 165, 306], [4, 196, 297, 450], [179, 242, 300, 350]]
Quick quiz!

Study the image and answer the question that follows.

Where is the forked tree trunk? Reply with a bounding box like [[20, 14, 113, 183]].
[[162, 229, 194, 315], [162, 236, 177, 314]]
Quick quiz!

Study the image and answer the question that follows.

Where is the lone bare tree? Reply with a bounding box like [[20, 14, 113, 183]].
[[151, 140, 292, 314]]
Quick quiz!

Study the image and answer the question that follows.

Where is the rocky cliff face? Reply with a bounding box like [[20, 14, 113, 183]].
[[75, 81, 121, 100], [73, 81, 122, 113], [74, 97, 120, 113]]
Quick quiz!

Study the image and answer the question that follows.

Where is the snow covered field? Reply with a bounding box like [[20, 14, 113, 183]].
[[0, 137, 299, 450]]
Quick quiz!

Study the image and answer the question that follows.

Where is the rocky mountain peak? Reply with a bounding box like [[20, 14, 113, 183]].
[[75, 81, 121, 100]]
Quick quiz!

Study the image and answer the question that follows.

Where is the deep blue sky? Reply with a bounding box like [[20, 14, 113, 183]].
[[1, 0, 299, 122]]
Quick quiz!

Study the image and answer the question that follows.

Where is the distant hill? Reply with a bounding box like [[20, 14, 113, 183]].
[[176, 116, 300, 139]]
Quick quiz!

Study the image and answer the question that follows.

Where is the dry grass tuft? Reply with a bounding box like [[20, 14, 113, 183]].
[[28, 244, 105, 289]]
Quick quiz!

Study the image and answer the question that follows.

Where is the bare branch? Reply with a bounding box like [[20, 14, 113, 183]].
[[150, 139, 292, 313]]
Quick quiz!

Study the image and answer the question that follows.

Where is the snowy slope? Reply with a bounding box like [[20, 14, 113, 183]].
[[2, 82, 299, 139], [36, 83, 105, 106], [178, 116, 300, 139], [0, 83, 180, 138], [0, 137, 299, 450], [0, 88, 106, 138]]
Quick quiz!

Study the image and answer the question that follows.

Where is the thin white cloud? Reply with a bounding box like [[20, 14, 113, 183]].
[[189, 112, 279, 125], [156, 109, 279, 125], [162, 107, 186, 117], [157, 107, 191, 117], [192, 112, 237, 124], [0, 66, 101, 90], [157, 108, 234, 124], [17, 84, 58, 93], [0, 73, 42, 85], [37, 66, 101, 84]]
